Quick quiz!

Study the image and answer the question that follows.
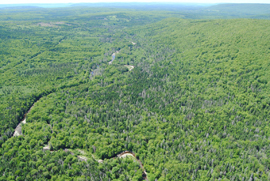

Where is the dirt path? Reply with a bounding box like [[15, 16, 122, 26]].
[[61, 149, 148, 181], [117, 151, 148, 180], [124, 65, 134, 71], [118, 153, 133, 158]]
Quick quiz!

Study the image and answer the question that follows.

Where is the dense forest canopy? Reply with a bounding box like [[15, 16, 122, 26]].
[[1, 3, 270, 181]]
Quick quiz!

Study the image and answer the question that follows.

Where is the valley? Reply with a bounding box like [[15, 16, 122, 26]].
[[1, 3, 270, 181]]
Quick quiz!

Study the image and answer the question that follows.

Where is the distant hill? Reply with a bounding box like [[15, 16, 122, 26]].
[[0, 3, 214, 11], [71, 2, 214, 11], [204, 3, 270, 17], [0, 3, 72, 9], [0, 6, 42, 9], [1, 3, 270, 19]]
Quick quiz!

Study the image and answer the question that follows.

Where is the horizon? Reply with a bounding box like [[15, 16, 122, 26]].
[[1, 1, 270, 5]]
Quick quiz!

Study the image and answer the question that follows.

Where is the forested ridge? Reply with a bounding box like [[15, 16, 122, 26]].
[[1, 5, 270, 181]]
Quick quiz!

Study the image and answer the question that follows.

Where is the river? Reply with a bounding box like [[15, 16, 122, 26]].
[[11, 49, 145, 179], [109, 52, 116, 64]]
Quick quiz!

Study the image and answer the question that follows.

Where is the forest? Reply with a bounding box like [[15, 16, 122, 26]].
[[1, 3, 270, 181]]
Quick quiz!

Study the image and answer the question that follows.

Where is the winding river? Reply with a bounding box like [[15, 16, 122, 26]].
[[12, 51, 146, 180], [14, 51, 119, 137]]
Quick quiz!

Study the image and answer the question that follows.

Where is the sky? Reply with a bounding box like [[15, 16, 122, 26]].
[[0, 0, 269, 4]]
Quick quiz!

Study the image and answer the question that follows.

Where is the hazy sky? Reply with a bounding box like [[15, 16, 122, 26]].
[[0, 0, 269, 4]]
